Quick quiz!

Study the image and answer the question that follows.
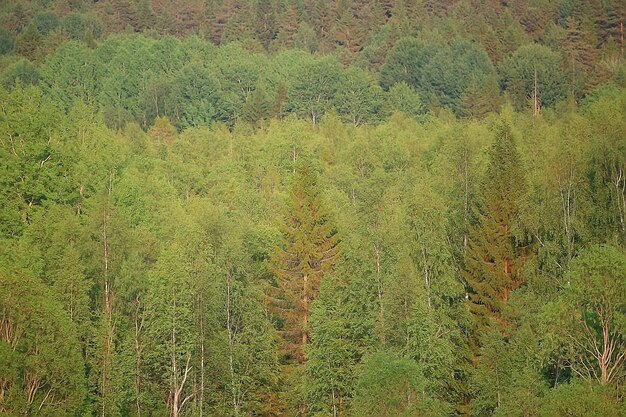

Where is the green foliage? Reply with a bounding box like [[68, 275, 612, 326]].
[[169, 63, 223, 129], [0, 5, 625, 412], [269, 161, 339, 362], [0, 28, 14, 55], [242, 87, 273, 125], [15, 23, 42, 61], [539, 380, 624, 417], [40, 41, 97, 109], [385, 81, 425, 118], [62, 12, 103, 42], [562, 244, 626, 385], [380, 37, 440, 93], [287, 57, 344, 125], [351, 351, 451, 417], [0, 85, 66, 237], [143, 239, 197, 414], [463, 117, 528, 332], [380, 37, 494, 114], [0, 268, 86, 415], [308, 277, 357, 415], [335, 67, 384, 126], [2, 58, 39, 89], [499, 44, 568, 111], [583, 88, 626, 245], [33, 10, 60, 36]]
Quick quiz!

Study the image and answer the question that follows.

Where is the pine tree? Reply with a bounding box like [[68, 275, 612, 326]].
[[221, 2, 257, 44], [306, 0, 333, 50], [562, 16, 596, 96], [212, 0, 237, 44], [269, 162, 339, 363], [256, 0, 277, 49], [272, 3, 300, 50], [332, 1, 367, 59], [462, 118, 528, 334]]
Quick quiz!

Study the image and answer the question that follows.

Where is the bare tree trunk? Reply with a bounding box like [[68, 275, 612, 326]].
[[553, 142, 581, 262], [172, 354, 193, 417], [421, 246, 431, 308], [102, 171, 115, 417], [463, 145, 470, 249], [292, 147, 298, 171], [226, 270, 241, 416], [532, 67, 540, 119], [171, 287, 177, 417], [612, 164, 625, 234], [575, 303, 625, 385], [199, 313, 205, 417], [374, 241, 385, 344], [169, 287, 193, 417], [134, 295, 144, 417], [302, 274, 309, 348]]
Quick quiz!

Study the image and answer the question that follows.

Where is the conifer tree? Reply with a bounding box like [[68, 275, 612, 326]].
[[269, 162, 339, 363], [221, 2, 256, 45], [462, 118, 528, 334], [256, 0, 277, 49], [305, 0, 332, 50], [333, 2, 367, 59], [562, 16, 596, 96], [273, 3, 300, 50]]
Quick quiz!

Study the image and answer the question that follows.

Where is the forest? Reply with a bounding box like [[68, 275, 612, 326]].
[[0, 0, 625, 416]]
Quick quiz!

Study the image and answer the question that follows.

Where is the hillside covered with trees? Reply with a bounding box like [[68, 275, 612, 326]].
[[0, 0, 625, 416]]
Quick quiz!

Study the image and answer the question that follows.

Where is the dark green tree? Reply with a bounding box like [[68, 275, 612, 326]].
[[0, 28, 13, 55], [499, 44, 568, 111], [33, 11, 61, 36], [269, 162, 339, 363], [462, 117, 528, 334], [287, 57, 343, 125], [2, 59, 40, 89]]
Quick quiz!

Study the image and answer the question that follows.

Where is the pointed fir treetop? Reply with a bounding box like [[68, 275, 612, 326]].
[[463, 115, 529, 334], [268, 159, 340, 362]]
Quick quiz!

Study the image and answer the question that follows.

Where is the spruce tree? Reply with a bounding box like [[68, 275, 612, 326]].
[[462, 118, 528, 334], [255, 0, 276, 49], [269, 162, 339, 363], [272, 3, 300, 50]]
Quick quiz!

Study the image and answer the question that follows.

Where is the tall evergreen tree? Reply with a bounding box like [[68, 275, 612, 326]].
[[462, 118, 528, 334], [269, 162, 339, 363], [256, 0, 277, 49]]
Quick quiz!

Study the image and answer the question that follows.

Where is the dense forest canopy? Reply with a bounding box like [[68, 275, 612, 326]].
[[0, 0, 625, 416]]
